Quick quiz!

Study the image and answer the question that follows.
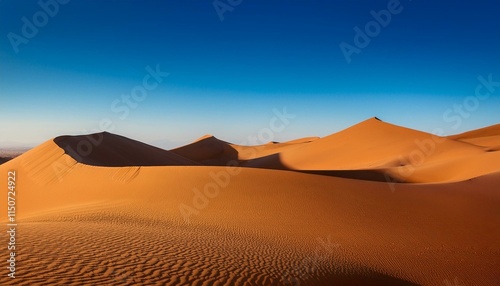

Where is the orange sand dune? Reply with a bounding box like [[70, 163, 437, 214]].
[[448, 124, 500, 151], [243, 118, 500, 183], [247, 118, 483, 170], [231, 139, 316, 161], [1, 138, 499, 285], [171, 135, 318, 165], [170, 135, 239, 165], [449, 123, 500, 139], [1, 119, 499, 285], [44, 120, 500, 184]]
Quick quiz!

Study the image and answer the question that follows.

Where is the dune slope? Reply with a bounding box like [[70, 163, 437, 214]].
[[1, 135, 499, 285]]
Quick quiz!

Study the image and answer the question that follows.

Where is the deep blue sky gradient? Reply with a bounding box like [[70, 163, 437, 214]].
[[1, 0, 499, 148]]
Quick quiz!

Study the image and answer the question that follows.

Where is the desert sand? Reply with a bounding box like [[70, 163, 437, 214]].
[[1, 118, 499, 285]]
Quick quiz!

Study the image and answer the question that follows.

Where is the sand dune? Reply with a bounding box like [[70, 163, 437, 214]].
[[170, 135, 239, 166], [448, 124, 500, 151], [243, 118, 499, 183], [1, 119, 499, 285], [231, 139, 316, 161], [170, 135, 319, 165], [54, 132, 199, 167], [449, 123, 500, 140], [247, 118, 484, 170]]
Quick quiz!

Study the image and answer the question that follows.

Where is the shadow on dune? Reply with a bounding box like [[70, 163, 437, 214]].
[[54, 132, 201, 167], [296, 169, 403, 182], [54, 132, 402, 183], [170, 136, 240, 166], [241, 153, 402, 183]]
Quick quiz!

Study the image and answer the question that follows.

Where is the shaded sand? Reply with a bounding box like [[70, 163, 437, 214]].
[[170, 135, 238, 166], [0, 119, 499, 285], [54, 132, 199, 167]]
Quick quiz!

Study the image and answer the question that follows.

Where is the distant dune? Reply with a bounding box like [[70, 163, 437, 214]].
[[170, 135, 238, 166], [281, 136, 320, 144], [170, 135, 320, 166], [1, 118, 499, 285], [0, 148, 28, 165], [448, 124, 500, 151]]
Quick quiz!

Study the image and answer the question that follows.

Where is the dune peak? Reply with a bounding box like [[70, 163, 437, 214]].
[[194, 134, 217, 142]]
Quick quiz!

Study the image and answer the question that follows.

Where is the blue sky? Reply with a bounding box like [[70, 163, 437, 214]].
[[1, 0, 499, 148]]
